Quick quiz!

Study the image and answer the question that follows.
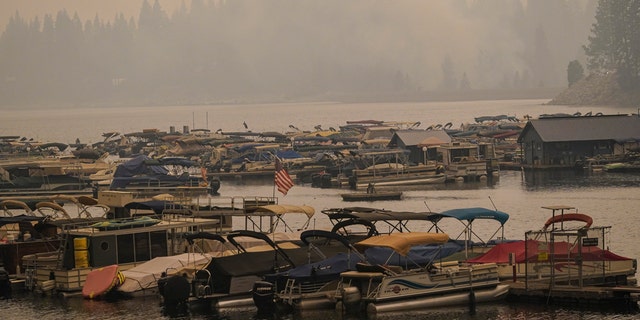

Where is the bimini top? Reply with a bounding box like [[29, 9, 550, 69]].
[[355, 232, 449, 256], [435, 207, 509, 225], [245, 204, 315, 218]]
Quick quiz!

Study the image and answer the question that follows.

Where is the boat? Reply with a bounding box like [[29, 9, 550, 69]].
[[252, 229, 368, 314], [253, 228, 466, 314], [117, 203, 317, 298], [336, 232, 509, 315], [21, 211, 224, 293], [82, 264, 125, 299], [116, 232, 225, 297], [0, 199, 93, 276], [157, 229, 330, 316], [0, 159, 93, 197], [89, 216, 162, 231], [340, 191, 402, 202], [340, 185, 403, 202], [107, 155, 219, 197], [466, 205, 637, 286], [603, 161, 640, 172], [346, 149, 446, 190]]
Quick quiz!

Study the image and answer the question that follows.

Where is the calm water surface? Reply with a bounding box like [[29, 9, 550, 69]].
[[2, 100, 640, 319]]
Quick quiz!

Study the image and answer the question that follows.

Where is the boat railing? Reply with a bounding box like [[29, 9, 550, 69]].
[[173, 195, 279, 233]]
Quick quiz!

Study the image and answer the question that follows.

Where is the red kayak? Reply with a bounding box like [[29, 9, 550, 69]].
[[82, 265, 125, 299]]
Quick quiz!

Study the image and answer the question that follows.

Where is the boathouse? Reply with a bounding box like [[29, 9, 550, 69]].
[[517, 114, 640, 168], [388, 130, 452, 164]]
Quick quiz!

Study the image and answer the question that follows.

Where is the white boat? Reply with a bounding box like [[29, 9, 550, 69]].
[[337, 232, 508, 315]]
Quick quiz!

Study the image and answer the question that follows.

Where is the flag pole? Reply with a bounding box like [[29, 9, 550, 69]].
[[271, 152, 277, 199]]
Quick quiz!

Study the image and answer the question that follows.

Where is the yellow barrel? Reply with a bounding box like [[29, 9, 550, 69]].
[[74, 237, 89, 268], [74, 237, 88, 250]]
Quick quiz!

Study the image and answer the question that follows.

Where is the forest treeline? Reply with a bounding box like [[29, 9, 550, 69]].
[[0, 0, 604, 107]]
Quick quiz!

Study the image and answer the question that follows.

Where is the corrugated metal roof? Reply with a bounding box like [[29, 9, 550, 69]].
[[523, 115, 640, 142], [390, 130, 452, 146]]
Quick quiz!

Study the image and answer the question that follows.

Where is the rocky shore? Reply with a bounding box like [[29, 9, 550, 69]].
[[549, 72, 640, 107]]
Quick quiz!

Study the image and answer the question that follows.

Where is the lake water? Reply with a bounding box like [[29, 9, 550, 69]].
[[2, 99, 640, 319]]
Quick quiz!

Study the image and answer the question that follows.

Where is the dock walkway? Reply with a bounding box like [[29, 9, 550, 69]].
[[507, 281, 640, 308]]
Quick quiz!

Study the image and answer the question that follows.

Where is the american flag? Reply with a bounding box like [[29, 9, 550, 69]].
[[275, 157, 294, 195]]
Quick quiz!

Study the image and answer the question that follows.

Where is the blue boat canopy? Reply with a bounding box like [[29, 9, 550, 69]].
[[437, 207, 509, 225]]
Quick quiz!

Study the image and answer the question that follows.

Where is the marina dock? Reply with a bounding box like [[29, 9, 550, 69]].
[[507, 281, 640, 308]]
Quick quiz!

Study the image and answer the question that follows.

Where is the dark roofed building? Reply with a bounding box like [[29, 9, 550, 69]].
[[517, 114, 640, 167], [389, 130, 452, 164]]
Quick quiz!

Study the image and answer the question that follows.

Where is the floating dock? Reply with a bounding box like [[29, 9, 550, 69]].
[[507, 281, 640, 308]]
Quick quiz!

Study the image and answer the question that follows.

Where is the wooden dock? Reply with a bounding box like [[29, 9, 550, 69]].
[[506, 281, 640, 308]]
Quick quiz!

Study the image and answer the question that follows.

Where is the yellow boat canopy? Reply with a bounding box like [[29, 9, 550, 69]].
[[355, 232, 449, 256], [245, 204, 315, 219]]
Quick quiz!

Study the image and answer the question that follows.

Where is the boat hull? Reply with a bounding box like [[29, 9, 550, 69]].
[[366, 283, 509, 314], [340, 191, 402, 202], [354, 174, 446, 189]]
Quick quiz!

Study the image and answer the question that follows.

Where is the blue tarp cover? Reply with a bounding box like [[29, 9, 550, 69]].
[[113, 155, 168, 177], [364, 241, 464, 266]]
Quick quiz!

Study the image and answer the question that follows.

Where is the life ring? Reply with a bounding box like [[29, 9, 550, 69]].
[[543, 213, 593, 230]]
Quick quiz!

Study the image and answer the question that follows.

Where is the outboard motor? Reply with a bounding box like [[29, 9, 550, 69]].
[[159, 274, 191, 318], [207, 179, 221, 195], [252, 281, 275, 317], [192, 269, 212, 298], [0, 263, 11, 299], [340, 286, 361, 311]]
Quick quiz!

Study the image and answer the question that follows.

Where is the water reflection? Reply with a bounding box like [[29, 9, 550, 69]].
[[522, 169, 640, 190]]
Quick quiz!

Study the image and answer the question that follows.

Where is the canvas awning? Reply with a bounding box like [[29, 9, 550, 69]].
[[355, 232, 449, 256], [245, 204, 315, 218]]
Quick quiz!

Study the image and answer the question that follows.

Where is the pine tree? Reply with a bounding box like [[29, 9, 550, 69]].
[[584, 0, 640, 90]]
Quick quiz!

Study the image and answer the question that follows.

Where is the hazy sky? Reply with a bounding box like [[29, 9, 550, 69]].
[[0, 0, 185, 32]]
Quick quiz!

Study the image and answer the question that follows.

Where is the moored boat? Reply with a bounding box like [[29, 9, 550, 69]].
[[465, 205, 637, 286], [336, 232, 508, 315], [340, 190, 402, 202]]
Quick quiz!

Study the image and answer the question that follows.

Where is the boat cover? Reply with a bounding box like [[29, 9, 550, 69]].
[[466, 239, 632, 264], [90, 216, 161, 231], [267, 252, 364, 282], [364, 241, 464, 266], [118, 253, 213, 294], [113, 155, 168, 177]]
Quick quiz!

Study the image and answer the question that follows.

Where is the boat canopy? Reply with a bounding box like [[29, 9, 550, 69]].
[[426, 207, 510, 251], [434, 207, 510, 225], [323, 208, 437, 233], [245, 204, 314, 218], [355, 232, 449, 256], [0, 215, 43, 227]]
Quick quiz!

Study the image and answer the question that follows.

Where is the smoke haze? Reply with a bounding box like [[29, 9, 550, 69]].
[[0, 0, 597, 106]]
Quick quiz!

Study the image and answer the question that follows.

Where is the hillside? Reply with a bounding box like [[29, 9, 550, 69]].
[[548, 72, 640, 106]]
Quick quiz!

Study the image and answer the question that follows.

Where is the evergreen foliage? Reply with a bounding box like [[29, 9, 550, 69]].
[[584, 0, 640, 90], [567, 60, 585, 86]]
